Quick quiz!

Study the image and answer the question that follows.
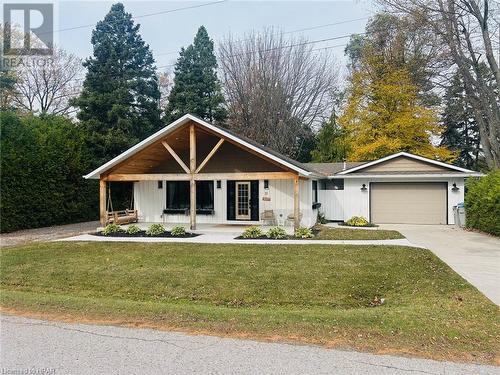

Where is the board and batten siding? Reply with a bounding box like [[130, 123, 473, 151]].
[[318, 190, 344, 221], [134, 178, 316, 227]]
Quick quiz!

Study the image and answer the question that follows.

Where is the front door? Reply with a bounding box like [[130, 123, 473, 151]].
[[235, 181, 251, 220]]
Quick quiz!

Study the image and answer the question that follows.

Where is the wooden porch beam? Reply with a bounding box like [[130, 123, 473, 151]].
[[161, 141, 190, 174], [293, 175, 300, 230], [189, 124, 197, 230], [194, 172, 296, 180], [105, 172, 298, 181], [99, 179, 106, 226], [105, 174, 190, 181], [195, 138, 224, 173]]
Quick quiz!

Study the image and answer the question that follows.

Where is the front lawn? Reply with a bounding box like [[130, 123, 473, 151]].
[[314, 225, 404, 240], [1, 242, 498, 363]]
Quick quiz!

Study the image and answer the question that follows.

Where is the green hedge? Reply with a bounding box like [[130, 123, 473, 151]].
[[465, 170, 500, 237], [0, 112, 98, 232]]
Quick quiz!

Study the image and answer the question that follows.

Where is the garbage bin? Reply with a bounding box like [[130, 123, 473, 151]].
[[454, 202, 466, 228]]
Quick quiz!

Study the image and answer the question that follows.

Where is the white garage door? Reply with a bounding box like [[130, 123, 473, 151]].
[[371, 183, 447, 224]]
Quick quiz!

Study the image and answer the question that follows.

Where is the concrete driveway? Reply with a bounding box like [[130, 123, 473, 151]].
[[380, 224, 500, 305]]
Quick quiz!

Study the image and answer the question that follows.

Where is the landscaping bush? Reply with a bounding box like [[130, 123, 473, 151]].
[[170, 225, 186, 237], [465, 171, 500, 236], [102, 224, 124, 236], [146, 223, 165, 236], [242, 226, 263, 239], [126, 225, 141, 235], [316, 211, 327, 224], [345, 216, 369, 227], [266, 226, 287, 239], [294, 227, 314, 239]]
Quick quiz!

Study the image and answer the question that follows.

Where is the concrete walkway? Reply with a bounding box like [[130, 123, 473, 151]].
[[58, 233, 418, 247], [380, 224, 500, 305], [1, 314, 497, 375]]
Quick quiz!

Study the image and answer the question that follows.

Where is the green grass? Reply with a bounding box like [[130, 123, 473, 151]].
[[314, 225, 405, 240], [1, 242, 498, 363]]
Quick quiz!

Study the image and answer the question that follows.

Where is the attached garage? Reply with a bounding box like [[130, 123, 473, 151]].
[[370, 182, 447, 224]]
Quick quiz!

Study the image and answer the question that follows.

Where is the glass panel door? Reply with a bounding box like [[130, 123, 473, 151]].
[[235, 182, 251, 220]]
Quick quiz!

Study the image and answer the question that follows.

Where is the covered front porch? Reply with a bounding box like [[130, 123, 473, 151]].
[[94, 116, 317, 230]]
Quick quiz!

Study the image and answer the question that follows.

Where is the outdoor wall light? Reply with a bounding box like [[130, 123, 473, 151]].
[[451, 183, 459, 192], [361, 184, 367, 191]]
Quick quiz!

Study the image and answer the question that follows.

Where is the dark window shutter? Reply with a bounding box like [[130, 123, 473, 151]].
[[250, 180, 259, 221], [227, 180, 235, 220]]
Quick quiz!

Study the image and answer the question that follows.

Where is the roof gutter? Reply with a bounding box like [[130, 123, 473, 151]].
[[327, 173, 484, 179]]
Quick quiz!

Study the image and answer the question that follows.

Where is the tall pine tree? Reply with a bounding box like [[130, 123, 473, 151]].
[[441, 73, 482, 170], [73, 3, 161, 165], [165, 26, 226, 124]]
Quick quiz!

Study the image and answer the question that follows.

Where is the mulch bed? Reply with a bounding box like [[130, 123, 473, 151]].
[[337, 223, 378, 228], [93, 231, 199, 238]]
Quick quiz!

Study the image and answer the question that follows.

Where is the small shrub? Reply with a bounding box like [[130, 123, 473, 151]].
[[294, 227, 314, 239], [266, 226, 287, 239], [146, 223, 166, 236], [317, 211, 327, 224], [170, 225, 186, 237], [126, 224, 141, 235], [242, 226, 263, 238], [345, 216, 369, 227], [465, 171, 500, 236], [102, 223, 124, 236]]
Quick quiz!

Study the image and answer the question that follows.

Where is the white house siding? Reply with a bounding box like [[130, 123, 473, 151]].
[[318, 177, 464, 225], [318, 190, 344, 221], [134, 178, 316, 227]]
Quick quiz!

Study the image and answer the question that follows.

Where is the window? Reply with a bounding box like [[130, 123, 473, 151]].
[[157, 181, 163, 189], [319, 179, 344, 190], [312, 180, 318, 203], [166, 181, 214, 210], [216, 180, 221, 189], [166, 181, 189, 209], [196, 181, 214, 210]]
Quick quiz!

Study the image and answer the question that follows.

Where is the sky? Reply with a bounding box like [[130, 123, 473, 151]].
[[51, 0, 375, 75]]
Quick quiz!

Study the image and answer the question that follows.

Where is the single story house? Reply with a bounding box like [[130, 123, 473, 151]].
[[84, 114, 483, 229]]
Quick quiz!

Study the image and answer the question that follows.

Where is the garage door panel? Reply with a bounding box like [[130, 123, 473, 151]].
[[371, 183, 447, 224]]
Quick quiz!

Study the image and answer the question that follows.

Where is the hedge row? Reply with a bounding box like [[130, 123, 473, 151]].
[[0, 112, 99, 232], [465, 170, 500, 237]]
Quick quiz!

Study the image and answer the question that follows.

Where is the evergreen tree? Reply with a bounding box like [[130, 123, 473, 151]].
[[72, 3, 161, 165], [311, 94, 349, 162], [441, 73, 482, 170], [165, 26, 226, 124]]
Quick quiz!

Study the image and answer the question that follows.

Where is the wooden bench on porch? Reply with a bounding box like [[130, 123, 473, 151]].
[[106, 209, 138, 225]]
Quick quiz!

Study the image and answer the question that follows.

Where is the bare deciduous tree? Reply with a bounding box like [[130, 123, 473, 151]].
[[14, 47, 83, 116], [378, 0, 500, 168], [157, 71, 173, 111], [218, 29, 337, 159]]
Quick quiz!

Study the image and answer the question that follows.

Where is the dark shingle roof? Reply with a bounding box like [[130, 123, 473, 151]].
[[304, 162, 366, 176]]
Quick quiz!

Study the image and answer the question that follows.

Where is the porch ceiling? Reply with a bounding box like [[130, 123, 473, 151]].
[[108, 122, 291, 176]]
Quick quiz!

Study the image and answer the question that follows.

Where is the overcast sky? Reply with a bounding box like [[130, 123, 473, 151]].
[[50, 1, 375, 76]]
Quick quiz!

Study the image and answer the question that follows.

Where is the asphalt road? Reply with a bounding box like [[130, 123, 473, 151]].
[[1, 315, 498, 375]]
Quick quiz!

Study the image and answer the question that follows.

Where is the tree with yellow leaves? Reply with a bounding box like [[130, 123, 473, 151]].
[[340, 62, 455, 162], [338, 13, 456, 162]]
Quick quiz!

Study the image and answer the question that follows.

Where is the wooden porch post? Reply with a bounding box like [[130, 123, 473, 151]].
[[99, 178, 106, 226], [189, 124, 196, 230], [293, 175, 300, 230]]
